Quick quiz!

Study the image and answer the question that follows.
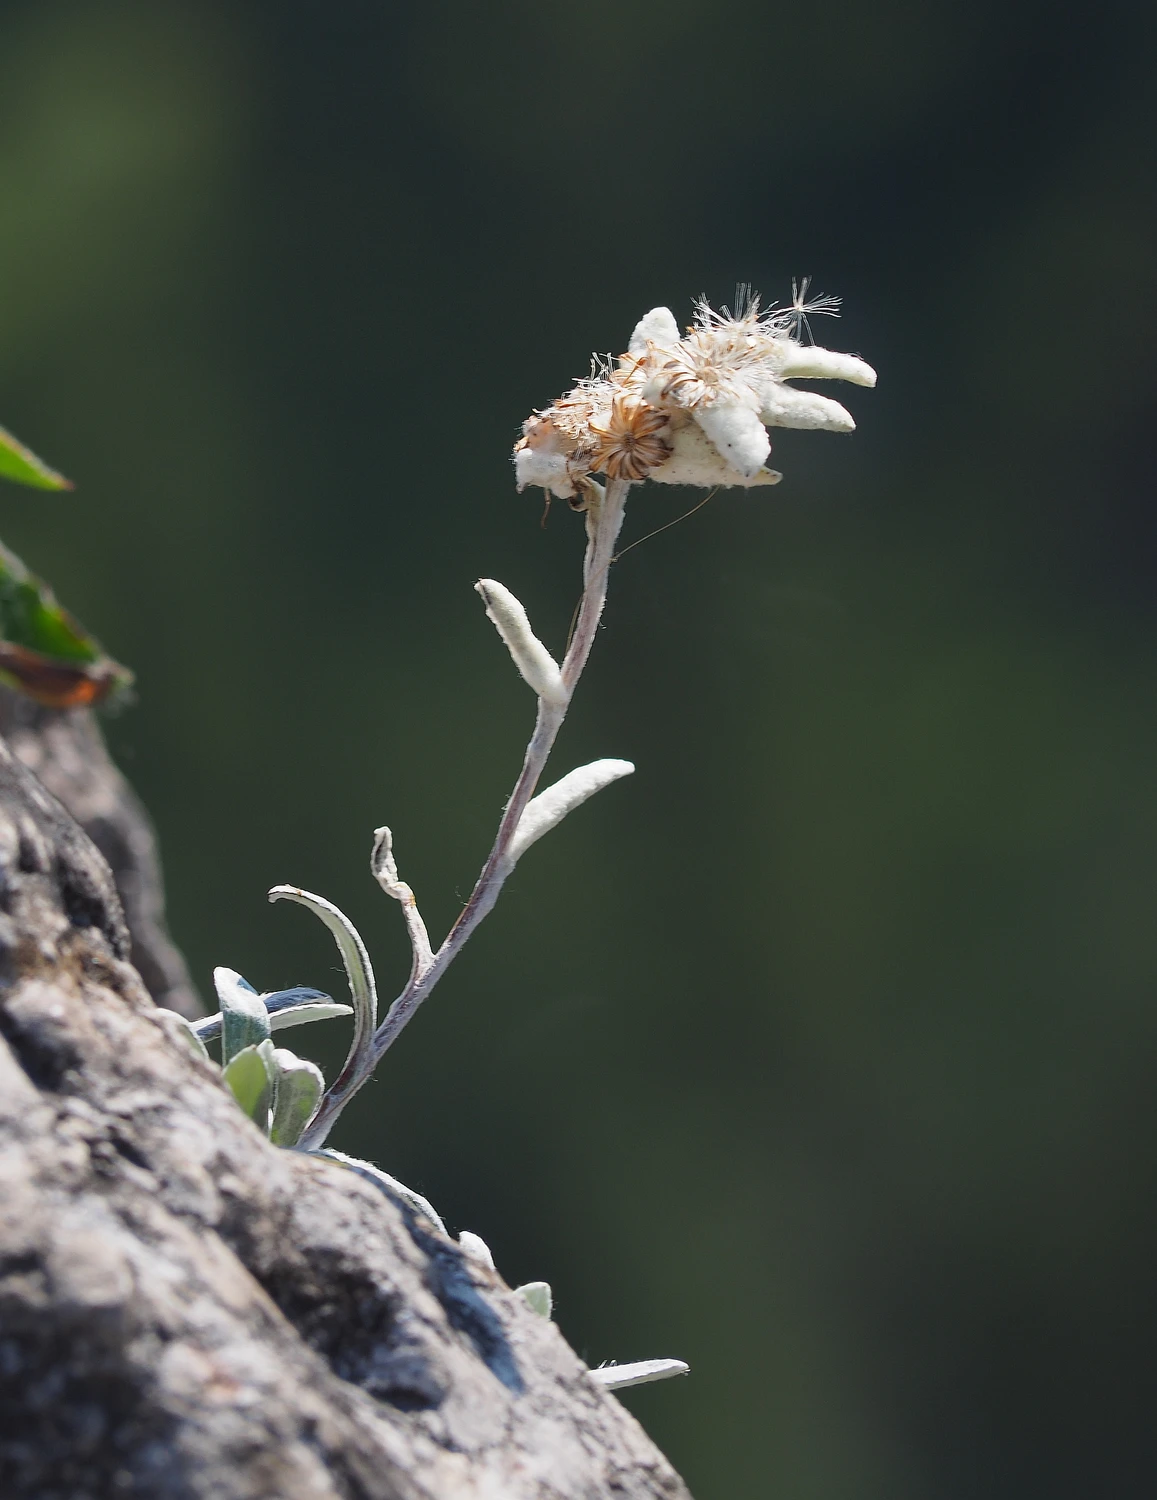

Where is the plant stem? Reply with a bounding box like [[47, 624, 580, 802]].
[[297, 478, 630, 1151]]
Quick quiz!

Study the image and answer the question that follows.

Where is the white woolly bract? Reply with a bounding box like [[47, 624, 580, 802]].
[[508, 758, 635, 865], [757, 381, 855, 432], [628, 306, 679, 355], [649, 417, 781, 489], [769, 341, 876, 386], [691, 403, 770, 478], [513, 446, 575, 498], [513, 426, 579, 500], [514, 290, 875, 494], [475, 579, 567, 705]]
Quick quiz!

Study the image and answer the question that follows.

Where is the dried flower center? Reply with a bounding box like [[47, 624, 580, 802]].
[[588, 395, 673, 481]]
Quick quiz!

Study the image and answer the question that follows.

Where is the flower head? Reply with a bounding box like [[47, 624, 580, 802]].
[[514, 289, 875, 499], [588, 391, 673, 480]]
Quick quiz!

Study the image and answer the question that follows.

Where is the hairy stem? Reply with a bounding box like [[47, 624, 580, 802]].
[[297, 478, 630, 1151]]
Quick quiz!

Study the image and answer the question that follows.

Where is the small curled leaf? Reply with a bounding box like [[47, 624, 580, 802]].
[[267, 887, 378, 1099]]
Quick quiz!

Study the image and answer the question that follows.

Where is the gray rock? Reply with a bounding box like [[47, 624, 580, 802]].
[[0, 687, 201, 1019], [0, 732, 691, 1498]]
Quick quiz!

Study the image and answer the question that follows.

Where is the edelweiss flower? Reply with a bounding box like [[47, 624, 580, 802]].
[[514, 291, 876, 499]]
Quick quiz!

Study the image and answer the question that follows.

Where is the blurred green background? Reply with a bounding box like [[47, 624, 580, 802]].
[[2, 0, 1156, 1493]]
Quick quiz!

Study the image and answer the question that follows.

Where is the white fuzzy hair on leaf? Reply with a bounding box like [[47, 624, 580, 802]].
[[508, 758, 635, 866], [476, 579, 567, 705]]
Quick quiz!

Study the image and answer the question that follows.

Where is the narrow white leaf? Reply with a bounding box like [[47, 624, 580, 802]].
[[508, 758, 634, 865], [475, 579, 567, 705], [268, 1002, 352, 1030], [192, 999, 351, 1044], [589, 1359, 690, 1390]]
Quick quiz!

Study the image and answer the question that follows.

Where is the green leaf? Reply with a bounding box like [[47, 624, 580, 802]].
[[223, 1041, 277, 1133], [0, 425, 72, 491], [218, 970, 271, 1066], [269, 1048, 324, 1148], [0, 541, 132, 707]]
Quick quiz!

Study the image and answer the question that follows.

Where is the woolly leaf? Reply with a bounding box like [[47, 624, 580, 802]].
[[516, 1281, 552, 1319], [267, 887, 377, 1093], [217, 968, 271, 1065], [269, 1049, 324, 1147], [270, 1001, 352, 1030], [264, 985, 332, 1011], [589, 1359, 690, 1390], [191, 997, 351, 1045]]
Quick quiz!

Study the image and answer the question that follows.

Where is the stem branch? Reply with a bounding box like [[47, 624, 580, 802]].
[[298, 478, 630, 1151]]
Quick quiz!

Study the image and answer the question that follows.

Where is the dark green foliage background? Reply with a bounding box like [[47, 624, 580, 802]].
[[1, 2, 1155, 1494]]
